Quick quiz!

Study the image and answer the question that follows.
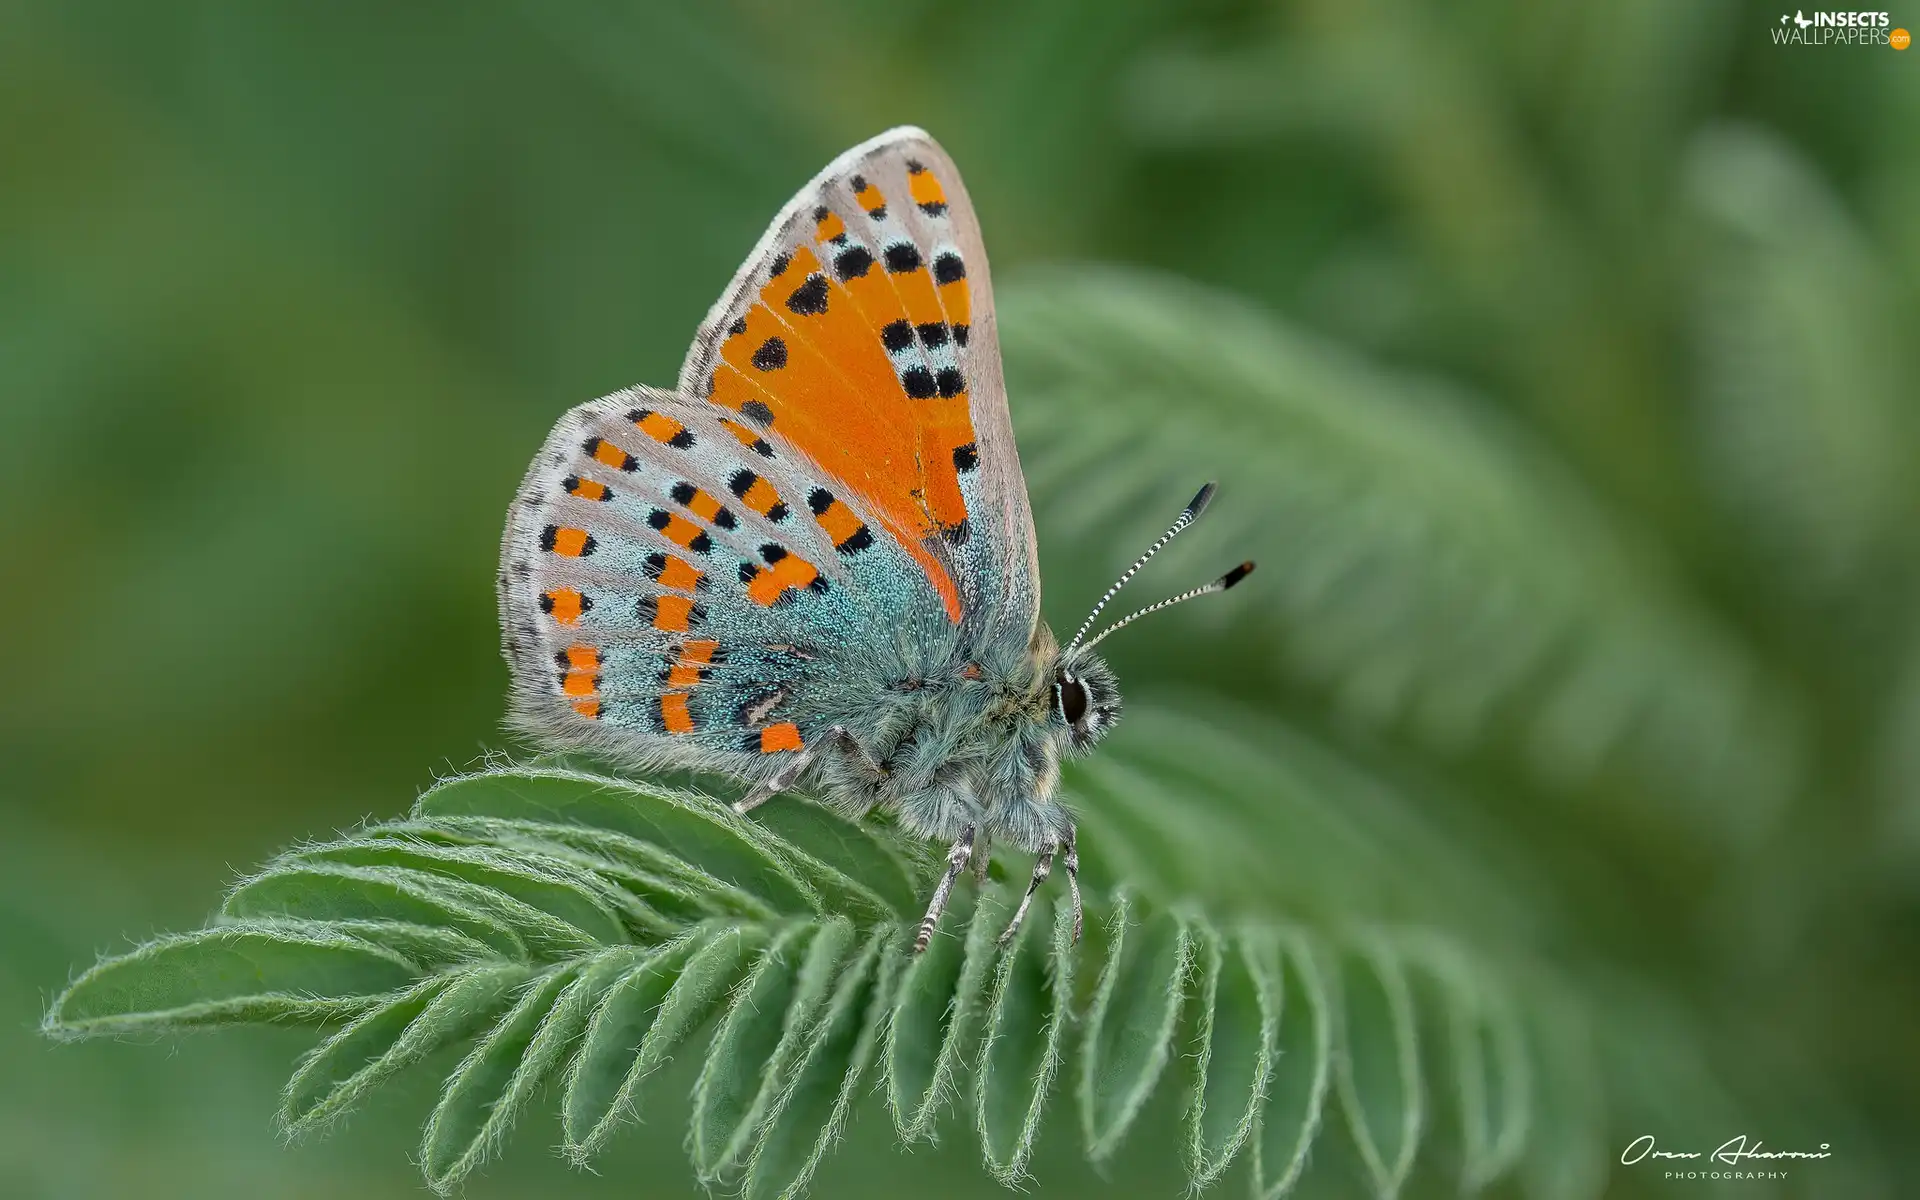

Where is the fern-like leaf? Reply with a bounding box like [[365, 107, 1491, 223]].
[[45, 710, 1597, 1197], [1002, 269, 1805, 837]]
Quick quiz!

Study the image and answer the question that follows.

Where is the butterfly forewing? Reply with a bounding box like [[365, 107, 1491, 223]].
[[677, 127, 1039, 638]]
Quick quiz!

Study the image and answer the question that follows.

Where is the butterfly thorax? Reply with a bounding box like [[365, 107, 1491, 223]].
[[803, 621, 1119, 854]]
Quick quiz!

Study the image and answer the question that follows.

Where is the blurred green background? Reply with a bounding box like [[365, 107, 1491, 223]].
[[4, 0, 1917, 1196]]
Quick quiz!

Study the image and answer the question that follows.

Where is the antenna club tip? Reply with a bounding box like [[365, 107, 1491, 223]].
[[1219, 561, 1256, 590], [1185, 482, 1218, 519]]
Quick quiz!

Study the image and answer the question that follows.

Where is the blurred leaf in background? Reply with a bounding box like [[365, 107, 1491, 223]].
[[3, 0, 1916, 1196]]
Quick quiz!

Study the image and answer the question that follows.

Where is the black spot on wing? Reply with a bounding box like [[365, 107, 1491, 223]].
[[751, 337, 788, 372], [742, 400, 775, 428], [884, 243, 923, 274], [933, 252, 965, 285], [881, 320, 914, 353], [834, 245, 874, 280], [785, 274, 829, 316], [901, 367, 937, 399]]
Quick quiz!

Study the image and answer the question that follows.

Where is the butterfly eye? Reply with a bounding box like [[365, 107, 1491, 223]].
[[1058, 674, 1089, 726]]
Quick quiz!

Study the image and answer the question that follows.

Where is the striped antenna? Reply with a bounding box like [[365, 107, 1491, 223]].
[[1077, 561, 1255, 652], [1066, 483, 1219, 652]]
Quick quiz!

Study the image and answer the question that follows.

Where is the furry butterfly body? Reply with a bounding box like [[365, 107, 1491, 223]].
[[499, 128, 1245, 949]]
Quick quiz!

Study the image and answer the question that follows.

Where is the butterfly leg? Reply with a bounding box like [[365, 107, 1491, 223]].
[[913, 825, 977, 953], [996, 841, 1057, 946], [969, 831, 992, 884], [1063, 826, 1083, 944], [733, 724, 878, 815]]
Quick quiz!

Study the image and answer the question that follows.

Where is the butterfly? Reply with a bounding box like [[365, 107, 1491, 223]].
[[498, 127, 1253, 952]]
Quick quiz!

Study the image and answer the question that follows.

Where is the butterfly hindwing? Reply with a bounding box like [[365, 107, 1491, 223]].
[[677, 126, 1039, 639], [500, 388, 925, 768]]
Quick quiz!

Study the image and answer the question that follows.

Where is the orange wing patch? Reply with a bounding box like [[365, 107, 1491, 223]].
[[702, 225, 974, 620], [641, 594, 704, 634], [851, 175, 886, 219], [563, 475, 611, 502], [743, 545, 822, 607], [542, 526, 596, 558], [671, 483, 736, 530], [660, 692, 694, 734], [664, 639, 719, 687], [727, 469, 789, 522], [645, 552, 705, 593], [557, 645, 600, 709], [907, 160, 948, 215], [585, 436, 638, 472], [648, 510, 713, 554], [759, 722, 803, 753], [540, 588, 590, 625]]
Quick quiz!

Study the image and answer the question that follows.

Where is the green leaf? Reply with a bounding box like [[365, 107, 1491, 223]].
[[267, 918, 501, 972], [401, 814, 777, 924], [1003, 269, 1804, 833], [44, 766, 1575, 1196], [1184, 920, 1278, 1190], [281, 961, 532, 1135], [1334, 935, 1425, 1198], [1078, 893, 1196, 1162], [742, 925, 896, 1200], [1683, 125, 1918, 599], [416, 769, 820, 913], [419, 964, 583, 1192], [973, 889, 1075, 1185], [690, 918, 855, 1181], [558, 934, 692, 1149], [1252, 930, 1335, 1200], [46, 924, 416, 1037], [225, 862, 529, 960], [751, 795, 928, 917], [561, 923, 768, 1161], [1518, 999, 1608, 1200], [1403, 937, 1532, 1191], [884, 885, 1007, 1141], [291, 837, 635, 946]]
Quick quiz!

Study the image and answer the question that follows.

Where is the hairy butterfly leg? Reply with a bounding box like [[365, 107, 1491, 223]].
[[996, 840, 1056, 946], [913, 825, 977, 953], [733, 724, 885, 814], [1063, 826, 1082, 944], [969, 831, 992, 885]]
